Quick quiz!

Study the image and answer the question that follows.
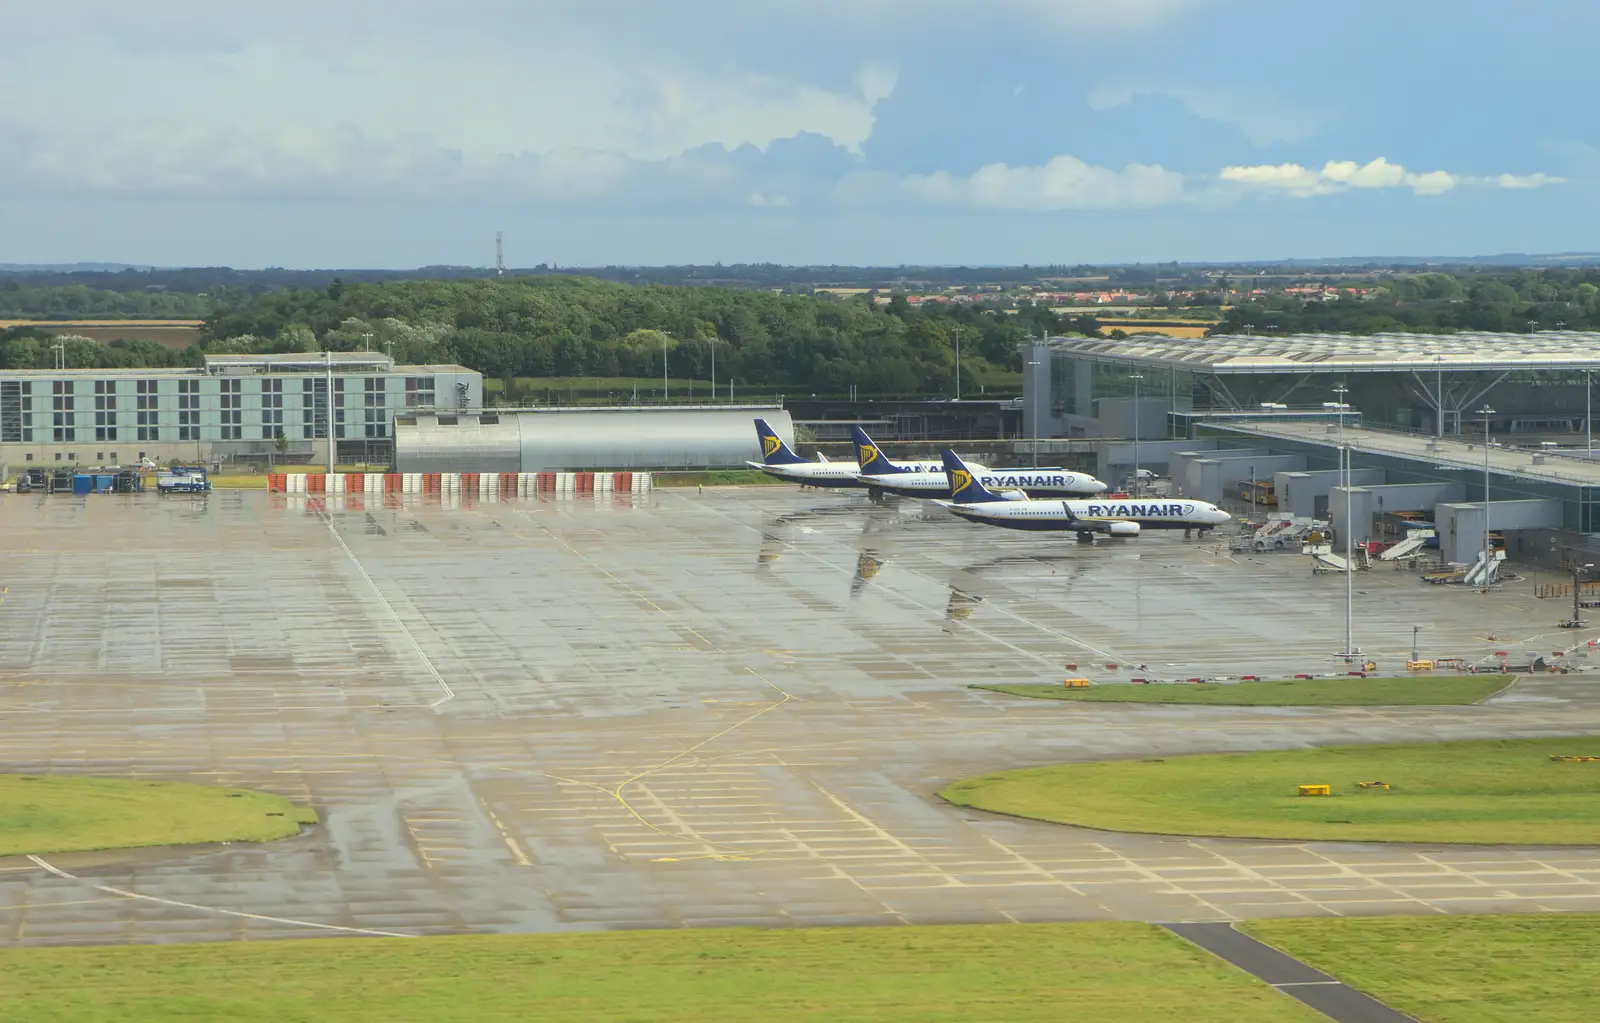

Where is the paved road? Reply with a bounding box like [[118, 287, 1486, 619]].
[[1167, 923, 1414, 1022], [2, 488, 1599, 945]]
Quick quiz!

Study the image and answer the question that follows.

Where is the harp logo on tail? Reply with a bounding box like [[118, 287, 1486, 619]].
[[950, 468, 974, 495], [762, 434, 782, 459]]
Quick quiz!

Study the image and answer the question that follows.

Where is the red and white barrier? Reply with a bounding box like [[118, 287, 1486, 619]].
[[269, 470, 652, 497]]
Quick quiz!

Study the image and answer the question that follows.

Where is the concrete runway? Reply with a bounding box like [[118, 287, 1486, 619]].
[[3, 486, 1600, 946]]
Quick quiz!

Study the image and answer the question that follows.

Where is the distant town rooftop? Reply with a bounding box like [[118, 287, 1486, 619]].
[[1046, 330, 1600, 374]]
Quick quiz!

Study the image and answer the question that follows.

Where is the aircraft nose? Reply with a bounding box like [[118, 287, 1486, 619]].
[[1214, 508, 1232, 524], [1088, 478, 1109, 493]]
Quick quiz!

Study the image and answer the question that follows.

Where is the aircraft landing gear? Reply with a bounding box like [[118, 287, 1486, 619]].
[[1075, 530, 1096, 543], [868, 487, 885, 503]]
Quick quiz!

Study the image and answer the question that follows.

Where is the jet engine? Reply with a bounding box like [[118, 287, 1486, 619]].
[[1105, 521, 1141, 536]]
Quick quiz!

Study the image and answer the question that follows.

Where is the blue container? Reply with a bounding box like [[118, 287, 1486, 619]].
[[93, 474, 116, 492], [72, 475, 93, 495]]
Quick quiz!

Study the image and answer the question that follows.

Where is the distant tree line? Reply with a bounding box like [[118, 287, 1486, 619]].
[[191, 277, 1085, 396], [0, 282, 213, 319]]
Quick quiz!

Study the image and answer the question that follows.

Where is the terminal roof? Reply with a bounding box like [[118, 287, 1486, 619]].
[[1211, 419, 1600, 488], [1048, 331, 1600, 374]]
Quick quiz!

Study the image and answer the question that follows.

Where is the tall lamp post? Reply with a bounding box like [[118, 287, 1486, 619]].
[[661, 331, 671, 401], [1332, 385, 1353, 661], [1480, 405, 1496, 591], [1574, 563, 1594, 627], [1130, 373, 1144, 496], [1027, 355, 1042, 465], [1433, 354, 1445, 439]]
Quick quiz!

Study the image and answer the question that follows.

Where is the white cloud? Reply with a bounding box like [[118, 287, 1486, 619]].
[[847, 155, 1187, 211], [1489, 172, 1564, 190], [747, 193, 792, 208], [1088, 82, 1324, 145], [1219, 157, 1562, 198]]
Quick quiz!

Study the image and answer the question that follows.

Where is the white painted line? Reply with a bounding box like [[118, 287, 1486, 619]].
[[27, 856, 412, 939], [1273, 981, 1342, 988], [318, 511, 455, 708]]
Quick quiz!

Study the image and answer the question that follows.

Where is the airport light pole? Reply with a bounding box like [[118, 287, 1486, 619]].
[[1027, 356, 1042, 465], [1411, 623, 1423, 663], [1480, 405, 1495, 592], [1332, 385, 1353, 661], [1130, 373, 1144, 496], [661, 331, 671, 402], [1434, 354, 1444, 439], [324, 349, 336, 473], [1574, 563, 1594, 627]]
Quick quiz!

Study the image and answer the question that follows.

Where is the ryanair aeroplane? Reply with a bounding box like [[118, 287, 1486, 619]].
[[850, 426, 1106, 500], [936, 450, 1230, 541], [746, 418, 942, 488]]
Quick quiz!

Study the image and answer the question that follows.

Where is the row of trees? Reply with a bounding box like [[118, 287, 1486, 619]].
[[0, 283, 212, 319], [191, 276, 1076, 395], [0, 329, 195, 370]]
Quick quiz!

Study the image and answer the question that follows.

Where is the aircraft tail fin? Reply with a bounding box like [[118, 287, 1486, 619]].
[[754, 418, 806, 465], [851, 426, 904, 475], [942, 449, 1004, 504]]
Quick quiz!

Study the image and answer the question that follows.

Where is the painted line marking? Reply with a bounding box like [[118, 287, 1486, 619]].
[[317, 509, 455, 708], [27, 856, 411, 938]]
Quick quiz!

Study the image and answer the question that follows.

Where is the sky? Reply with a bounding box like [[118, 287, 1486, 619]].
[[2, 0, 1597, 268]]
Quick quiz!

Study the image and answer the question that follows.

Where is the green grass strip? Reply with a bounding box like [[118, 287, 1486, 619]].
[[974, 676, 1512, 706], [1244, 914, 1600, 1023], [0, 775, 315, 856], [0, 924, 1320, 1023], [940, 738, 1600, 845]]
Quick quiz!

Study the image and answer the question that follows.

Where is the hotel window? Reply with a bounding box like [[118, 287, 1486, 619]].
[[136, 379, 160, 441], [93, 380, 118, 441], [261, 378, 284, 439], [0, 380, 32, 442], [404, 376, 435, 408], [364, 377, 388, 438], [52, 380, 75, 442], [177, 379, 200, 441], [218, 378, 243, 440]]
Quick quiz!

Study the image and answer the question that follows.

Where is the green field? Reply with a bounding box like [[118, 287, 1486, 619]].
[[940, 738, 1600, 844], [1246, 914, 1600, 1023], [0, 923, 1319, 1023], [0, 775, 316, 857], [975, 676, 1511, 706]]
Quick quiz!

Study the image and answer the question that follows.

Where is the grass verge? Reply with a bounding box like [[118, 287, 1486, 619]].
[[1244, 914, 1600, 1023], [974, 676, 1511, 706], [0, 923, 1320, 1023], [0, 775, 315, 857], [939, 738, 1600, 844]]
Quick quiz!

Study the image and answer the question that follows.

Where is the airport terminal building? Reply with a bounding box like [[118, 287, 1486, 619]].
[[1023, 331, 1600, 568], [0, 353, 483, 468]]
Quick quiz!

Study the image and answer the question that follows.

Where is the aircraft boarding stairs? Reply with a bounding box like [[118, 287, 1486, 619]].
[[1377, 529, 1436, 565], [1302, 541, 1370, 574], [1422, 548, 1505, 586]]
